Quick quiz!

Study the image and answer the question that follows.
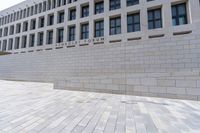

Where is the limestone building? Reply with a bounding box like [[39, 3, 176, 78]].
[[0, 0, 200, 100]]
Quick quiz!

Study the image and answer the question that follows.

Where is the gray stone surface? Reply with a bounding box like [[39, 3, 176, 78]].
[[0, 80, 200, 133]]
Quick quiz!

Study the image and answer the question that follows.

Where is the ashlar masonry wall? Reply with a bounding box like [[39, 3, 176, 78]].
[[1, 23, 200, 100]]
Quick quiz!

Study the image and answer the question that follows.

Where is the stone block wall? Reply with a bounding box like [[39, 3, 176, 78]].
[[1, 23, 200, 100]]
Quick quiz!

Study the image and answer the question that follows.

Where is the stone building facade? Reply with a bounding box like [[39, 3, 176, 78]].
[[0, 0, 200, 100]]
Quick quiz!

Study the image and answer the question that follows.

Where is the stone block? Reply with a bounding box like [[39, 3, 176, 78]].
[[197, 80, 200, 88], [149, 87, 166, 93], [141, 78, 157, 86], [134, 86, 148, 92], [112, 78, 126, 85], [126, 78, 141, 85], [186, 88, 200, 95], [176, 80, 197, 88], [157, 79, 176, 87], [167, 87, 186, 95]]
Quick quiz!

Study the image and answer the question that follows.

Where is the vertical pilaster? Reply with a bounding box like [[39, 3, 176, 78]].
[[104, 0, 109, 44], [140, 0, 148, 40], [89, 1, 94, 45], [64, 6, 68, 42], [76, 2, 81, 42], [163, 1, 172, 38], [121, 0, 127, 43], [188, 0, 200, 23]]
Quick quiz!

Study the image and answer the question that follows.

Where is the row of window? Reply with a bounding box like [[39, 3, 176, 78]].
[[0, 2, 188, 38], [0, 0, 158, 26], [0, 3, 188, 51]]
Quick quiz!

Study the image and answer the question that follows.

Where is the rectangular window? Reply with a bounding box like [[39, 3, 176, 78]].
[[57, 0, 62, 7], [148, 8, 162, 29], [8, 39, 13, 50], [39, 17, 45, 28], [2, 40, 7, 51], [27, 7, 30, 17], [48, 0, 52, 10], [9, 25, 14, 35], [68, 26, 76, 41], [31, 6, 34, 16], [30, 19, 36, 30], [15, 37, 20, 49], [43, 1, 47, 12], [81, 23, 89, 39], [127, 13, 140, 32], [63, 0, 66, 5], [16, 24, 21, 33], [4, 27, 8, 36], [23, 21, 28, 32], [47, 30, 53, 44], [48, 14, 54, 26], [172, 3, 187, 26], [52, 0, 56, 8], [29, 34, 35, 47], [23, 9, 26, 18], [127, 0, 139, 6], [110, 17, 121, 35], [81, 5, 89, 18], [69, 8, 76, 20], [95, 20, 104, 37], [21, 36, 27, 48], [38, 32, 44, 46], [95, 1, 104, 14], [110, 0, 121, 10], [57, 28, 64, 43], [39, 3, 43, 13], [35, 4, 38, 14], [58, 11, 65, 23], [0, 29, 2, 37]]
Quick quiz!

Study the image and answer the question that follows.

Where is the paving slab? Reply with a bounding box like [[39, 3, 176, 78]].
[[0, 80, 200, 133]]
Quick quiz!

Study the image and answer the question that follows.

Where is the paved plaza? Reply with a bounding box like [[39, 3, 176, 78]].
[[0, 80, 200, 133]]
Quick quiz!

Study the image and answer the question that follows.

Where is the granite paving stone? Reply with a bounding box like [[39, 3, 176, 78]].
[[0, 80, 200, 133]]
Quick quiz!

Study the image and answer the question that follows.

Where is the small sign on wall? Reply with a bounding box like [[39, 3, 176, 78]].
[[55, 37, 104, 47]]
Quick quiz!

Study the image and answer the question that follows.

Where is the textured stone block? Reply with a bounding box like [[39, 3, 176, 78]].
[[126, 78, 140, 85], [167, 87, 186, 95], [176, 80, 197, 88], [157, 79, 176, 87], [197, 80, 200, 88], [141, 78, 157, 86], [186, 88, 200, 95], [134, 86, 148, 92]]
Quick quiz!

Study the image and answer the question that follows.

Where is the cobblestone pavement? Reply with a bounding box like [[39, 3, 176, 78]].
[[0, 80, 200, 133]]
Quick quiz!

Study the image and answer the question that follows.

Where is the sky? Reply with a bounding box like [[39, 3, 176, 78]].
[[0, 0, 25, 11]]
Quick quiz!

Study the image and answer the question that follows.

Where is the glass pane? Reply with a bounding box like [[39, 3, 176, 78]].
[[110, 28, 115, 35], [96, 23, 99, 30], [116, 18, 121, 26], [178, 4, 186, 15], [127, 16, 133, 24], [110, 20, 115, 27], [134, 15, 140, 23], [116, 27, 121, 34], [148, 11, 153, 20], [134, 24, 140, 31], [100, 22, 103, 28], [128, 25, 133, 32], [179, 17, 186, 25], [155, 20, 161, 28], [148, 21, 154, 29], [155, 10, 161, 19]]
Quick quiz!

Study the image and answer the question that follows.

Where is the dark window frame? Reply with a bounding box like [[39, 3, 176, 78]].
[[171, 3, 188, 26]]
